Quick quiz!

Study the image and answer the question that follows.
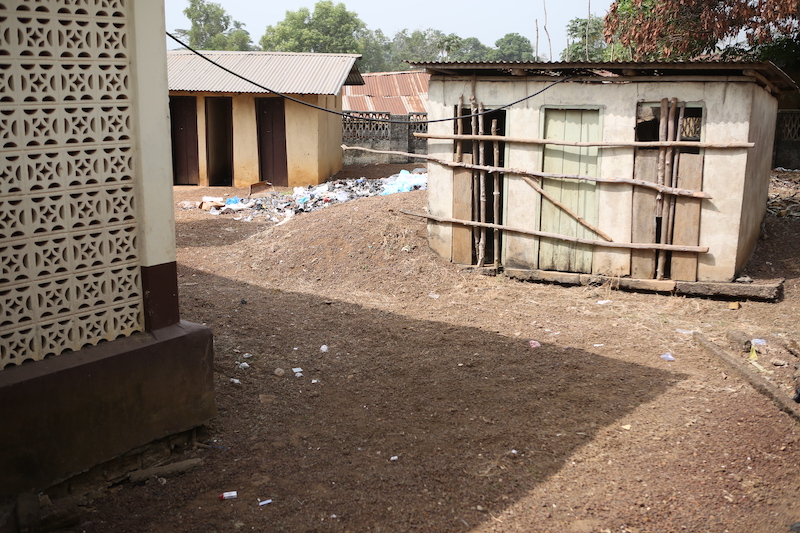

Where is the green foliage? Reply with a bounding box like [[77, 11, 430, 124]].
[[560, 16, 607, 61], [259, 1, 365, 54], [386, 28, 448, 69], [356, 29, 391, 73], [490, 33, 535, 61], [177, 0, 253, 50], [448, 37, 493, 62], [722, 33, 800, 71]]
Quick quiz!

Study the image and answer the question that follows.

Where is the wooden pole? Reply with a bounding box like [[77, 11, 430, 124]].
[[401, 210, 708, 253], [455, 96, 464, 163], [340, 145, 712, 199], [477, 103, 487, 266], [655, 98, 669, 279], [470, 77, 479, 261], [492, 119, 501, 268], [414, 132, 754, 149], [666, 102, 686, 248], [521, 176, 613, 241], [656, 98, 678, 279]]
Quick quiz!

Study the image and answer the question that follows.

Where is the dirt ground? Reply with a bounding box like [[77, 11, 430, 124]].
[[81, 164, 800, 533]]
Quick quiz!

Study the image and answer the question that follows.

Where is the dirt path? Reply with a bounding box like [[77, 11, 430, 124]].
[[82, 168, 800, 533]]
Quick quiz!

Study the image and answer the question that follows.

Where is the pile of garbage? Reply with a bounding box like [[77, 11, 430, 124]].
[[178, 169, 427, 224]]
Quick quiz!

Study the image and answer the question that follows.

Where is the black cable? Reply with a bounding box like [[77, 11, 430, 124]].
[[166, 32, 575, 125]]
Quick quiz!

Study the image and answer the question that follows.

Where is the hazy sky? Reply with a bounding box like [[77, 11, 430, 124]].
[[163, 0, 614, 60]]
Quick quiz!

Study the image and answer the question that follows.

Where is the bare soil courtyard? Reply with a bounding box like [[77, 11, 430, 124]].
[[81, 165, 800, 533]]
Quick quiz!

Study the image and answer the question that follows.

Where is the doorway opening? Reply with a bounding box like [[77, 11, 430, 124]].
[[205, 97, 233, 186]]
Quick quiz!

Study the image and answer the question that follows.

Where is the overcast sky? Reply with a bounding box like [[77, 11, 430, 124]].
[[163, 0, 614, 61]]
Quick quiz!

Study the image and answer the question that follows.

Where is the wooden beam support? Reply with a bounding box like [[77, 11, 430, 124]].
[[401, 209, 709, 253], [341, 145, 712, 199], [414, 132, 754, 149]]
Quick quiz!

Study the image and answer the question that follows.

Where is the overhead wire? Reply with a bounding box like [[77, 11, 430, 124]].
[[165, 32, 575, 125]]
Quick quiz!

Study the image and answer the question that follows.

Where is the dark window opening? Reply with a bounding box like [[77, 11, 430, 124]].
[[636, 102, 703, 155]]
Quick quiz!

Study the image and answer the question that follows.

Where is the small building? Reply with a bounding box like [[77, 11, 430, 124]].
[[411, 61, 797, 285], [167, 50, 364, 188]]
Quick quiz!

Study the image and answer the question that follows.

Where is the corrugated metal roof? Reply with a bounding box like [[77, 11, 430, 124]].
[[167, 50, 364, 95], [342, 71, 429, 114], [405, 60, 798, 93]]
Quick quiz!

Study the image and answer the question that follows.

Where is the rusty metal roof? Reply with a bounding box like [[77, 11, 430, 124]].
[[406, 60, 798, 93], [167, 50, 364, 95], [343, 71, 429, 114]]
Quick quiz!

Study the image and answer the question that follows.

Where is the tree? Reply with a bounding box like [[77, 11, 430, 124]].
[[449, 37, 493, 62], [357, 29, 391, 73], [604, 0, 800, 60], [490, 33, 535, 61], [560, 16, 607, 61], [259, 1, 365, 54], [385, 29, 448, 70], [176, 0, 253, 50]]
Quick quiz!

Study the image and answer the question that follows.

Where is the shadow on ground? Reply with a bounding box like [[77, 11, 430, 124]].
[[85, 266, 687, 532]]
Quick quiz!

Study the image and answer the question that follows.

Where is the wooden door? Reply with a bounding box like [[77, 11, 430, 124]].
[[169, 96, 199, 185], [538, 109, 600, 273], [256, 98, 288, 187]]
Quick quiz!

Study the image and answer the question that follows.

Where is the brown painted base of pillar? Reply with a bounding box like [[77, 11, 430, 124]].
[[0, 320, 216, 500]]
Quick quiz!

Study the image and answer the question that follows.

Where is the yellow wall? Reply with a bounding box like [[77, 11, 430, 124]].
[[233, 94, 260, 186], [131, 0, 175, 266], [168, 91, 343, 188]]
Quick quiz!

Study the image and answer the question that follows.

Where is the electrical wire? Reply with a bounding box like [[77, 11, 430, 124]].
[[165, 32, 575, 125]]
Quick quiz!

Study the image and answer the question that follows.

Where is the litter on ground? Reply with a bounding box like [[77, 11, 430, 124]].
[[179, 170, 428, 224]]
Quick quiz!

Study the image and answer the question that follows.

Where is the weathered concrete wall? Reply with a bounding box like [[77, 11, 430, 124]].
[[343, 115, 428, 165], [736, 85, 777, 274], [426, 76, 774, 282]]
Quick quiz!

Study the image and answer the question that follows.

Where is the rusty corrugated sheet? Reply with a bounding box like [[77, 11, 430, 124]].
[[167, 50, 363, 95], [342, 71, 430, 113]]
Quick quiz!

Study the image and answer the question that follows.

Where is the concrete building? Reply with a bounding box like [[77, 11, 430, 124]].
[[167, 51, 364, 188], [0, 0, 215, 500], [411, 61, 796, 284]]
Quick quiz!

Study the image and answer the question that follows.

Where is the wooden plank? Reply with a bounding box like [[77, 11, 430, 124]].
[[452, 153, 473, 264], [504, 268, 582, 285], [539, 109, 566, 271], [676, 280, 783, 300], [670, 152, 704, 281], [575, 111, 599, 273], [539, 109, 598, 273], [630, 149, 659, 278], [580, 275, 676, 292]]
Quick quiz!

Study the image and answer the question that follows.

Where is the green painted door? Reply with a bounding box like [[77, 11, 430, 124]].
[[538, 109, 600, 273]]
